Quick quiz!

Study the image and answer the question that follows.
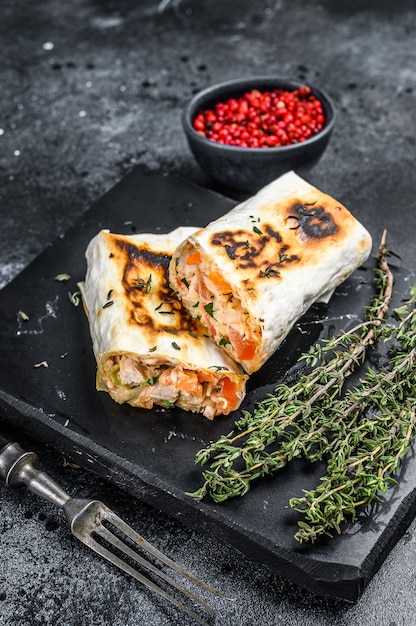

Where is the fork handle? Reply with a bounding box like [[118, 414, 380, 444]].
[[0, 441, 70, 509]]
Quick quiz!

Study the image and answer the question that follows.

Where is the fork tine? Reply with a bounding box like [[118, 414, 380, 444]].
[[96, 520, 217, 613], [79, 530, 214, 626], [104, 506, 225, 597], [71, 501, 220, 625]]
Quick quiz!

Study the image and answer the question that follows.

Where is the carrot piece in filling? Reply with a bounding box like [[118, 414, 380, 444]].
[[207, 271, 231, 292], [176, 371, 201, 394], [186, 251, 202, 265], [197, 371, 216, 383], [229, 327, 257, 361]]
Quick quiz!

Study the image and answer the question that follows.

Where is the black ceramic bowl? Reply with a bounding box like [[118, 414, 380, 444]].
[[182, 77, 336, 194]]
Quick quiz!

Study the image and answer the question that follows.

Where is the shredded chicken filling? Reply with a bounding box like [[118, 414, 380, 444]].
[[175, 248, 260, 363], [102, 355, 240, 419]]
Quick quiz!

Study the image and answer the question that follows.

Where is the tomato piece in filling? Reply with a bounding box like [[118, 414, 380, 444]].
[[218, 377, 238, 412]]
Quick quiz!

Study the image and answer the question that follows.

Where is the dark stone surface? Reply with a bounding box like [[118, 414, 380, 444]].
[[1, 1, 416, 625]]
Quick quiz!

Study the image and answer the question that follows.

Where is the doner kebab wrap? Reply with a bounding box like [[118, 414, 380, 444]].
[[79, 227, 248, 419], [169, 171, 372, 374]]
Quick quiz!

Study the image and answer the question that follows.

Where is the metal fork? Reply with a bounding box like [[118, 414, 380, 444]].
[[0, 435, 223, 625]]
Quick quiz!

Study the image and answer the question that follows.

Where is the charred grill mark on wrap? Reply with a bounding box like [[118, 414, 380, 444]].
[[114, 237, 201, 334], [210, 225, 299, 278], [286, 201, 339, 240]]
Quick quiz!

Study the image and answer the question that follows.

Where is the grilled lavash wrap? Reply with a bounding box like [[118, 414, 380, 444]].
[[79, 228, 248, 419], [169, 171, 372, 374]]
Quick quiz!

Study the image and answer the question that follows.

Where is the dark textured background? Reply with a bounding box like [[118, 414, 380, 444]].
[[1, 1, 416, 625]]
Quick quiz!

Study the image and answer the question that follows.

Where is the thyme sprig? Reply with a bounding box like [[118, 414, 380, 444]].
[[190, 235, 394, 504], [189, 236, 416, 542], [290, 349, 416, 542], [288, 286, 416, 541]]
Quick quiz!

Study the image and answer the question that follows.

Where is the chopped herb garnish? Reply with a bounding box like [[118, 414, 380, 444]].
[[175, 257, 179, 266], [145, 376, 159, 386], [156, 301, 176, 315], [192, 301, 199, 308], [164, 327, 179, 334], [209, 365, 229, 371], [181, 277, 189, 289], [149, 345, 157, 352], [253, 226, 263, 235], [260, 267, 279, 278], [172, 341, 181, 350], [188, 331, 199, 338], [107, 289, 113, 300], [132, 274, 152, 293], [103, 300, 114, 309], [161, 400, 175, 408], [219, 338, 231, 347], [204, 302, 215, 318]]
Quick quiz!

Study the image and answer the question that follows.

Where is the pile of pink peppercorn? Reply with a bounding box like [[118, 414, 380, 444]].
[[192, 86, 326, 148]]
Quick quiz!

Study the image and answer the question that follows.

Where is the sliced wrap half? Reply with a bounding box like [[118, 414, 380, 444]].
[[79, 227, 248, 419], [169, 171, 372, 374]]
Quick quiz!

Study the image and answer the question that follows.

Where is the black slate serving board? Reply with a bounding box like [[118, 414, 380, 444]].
[[0, 166, 415, 602]]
